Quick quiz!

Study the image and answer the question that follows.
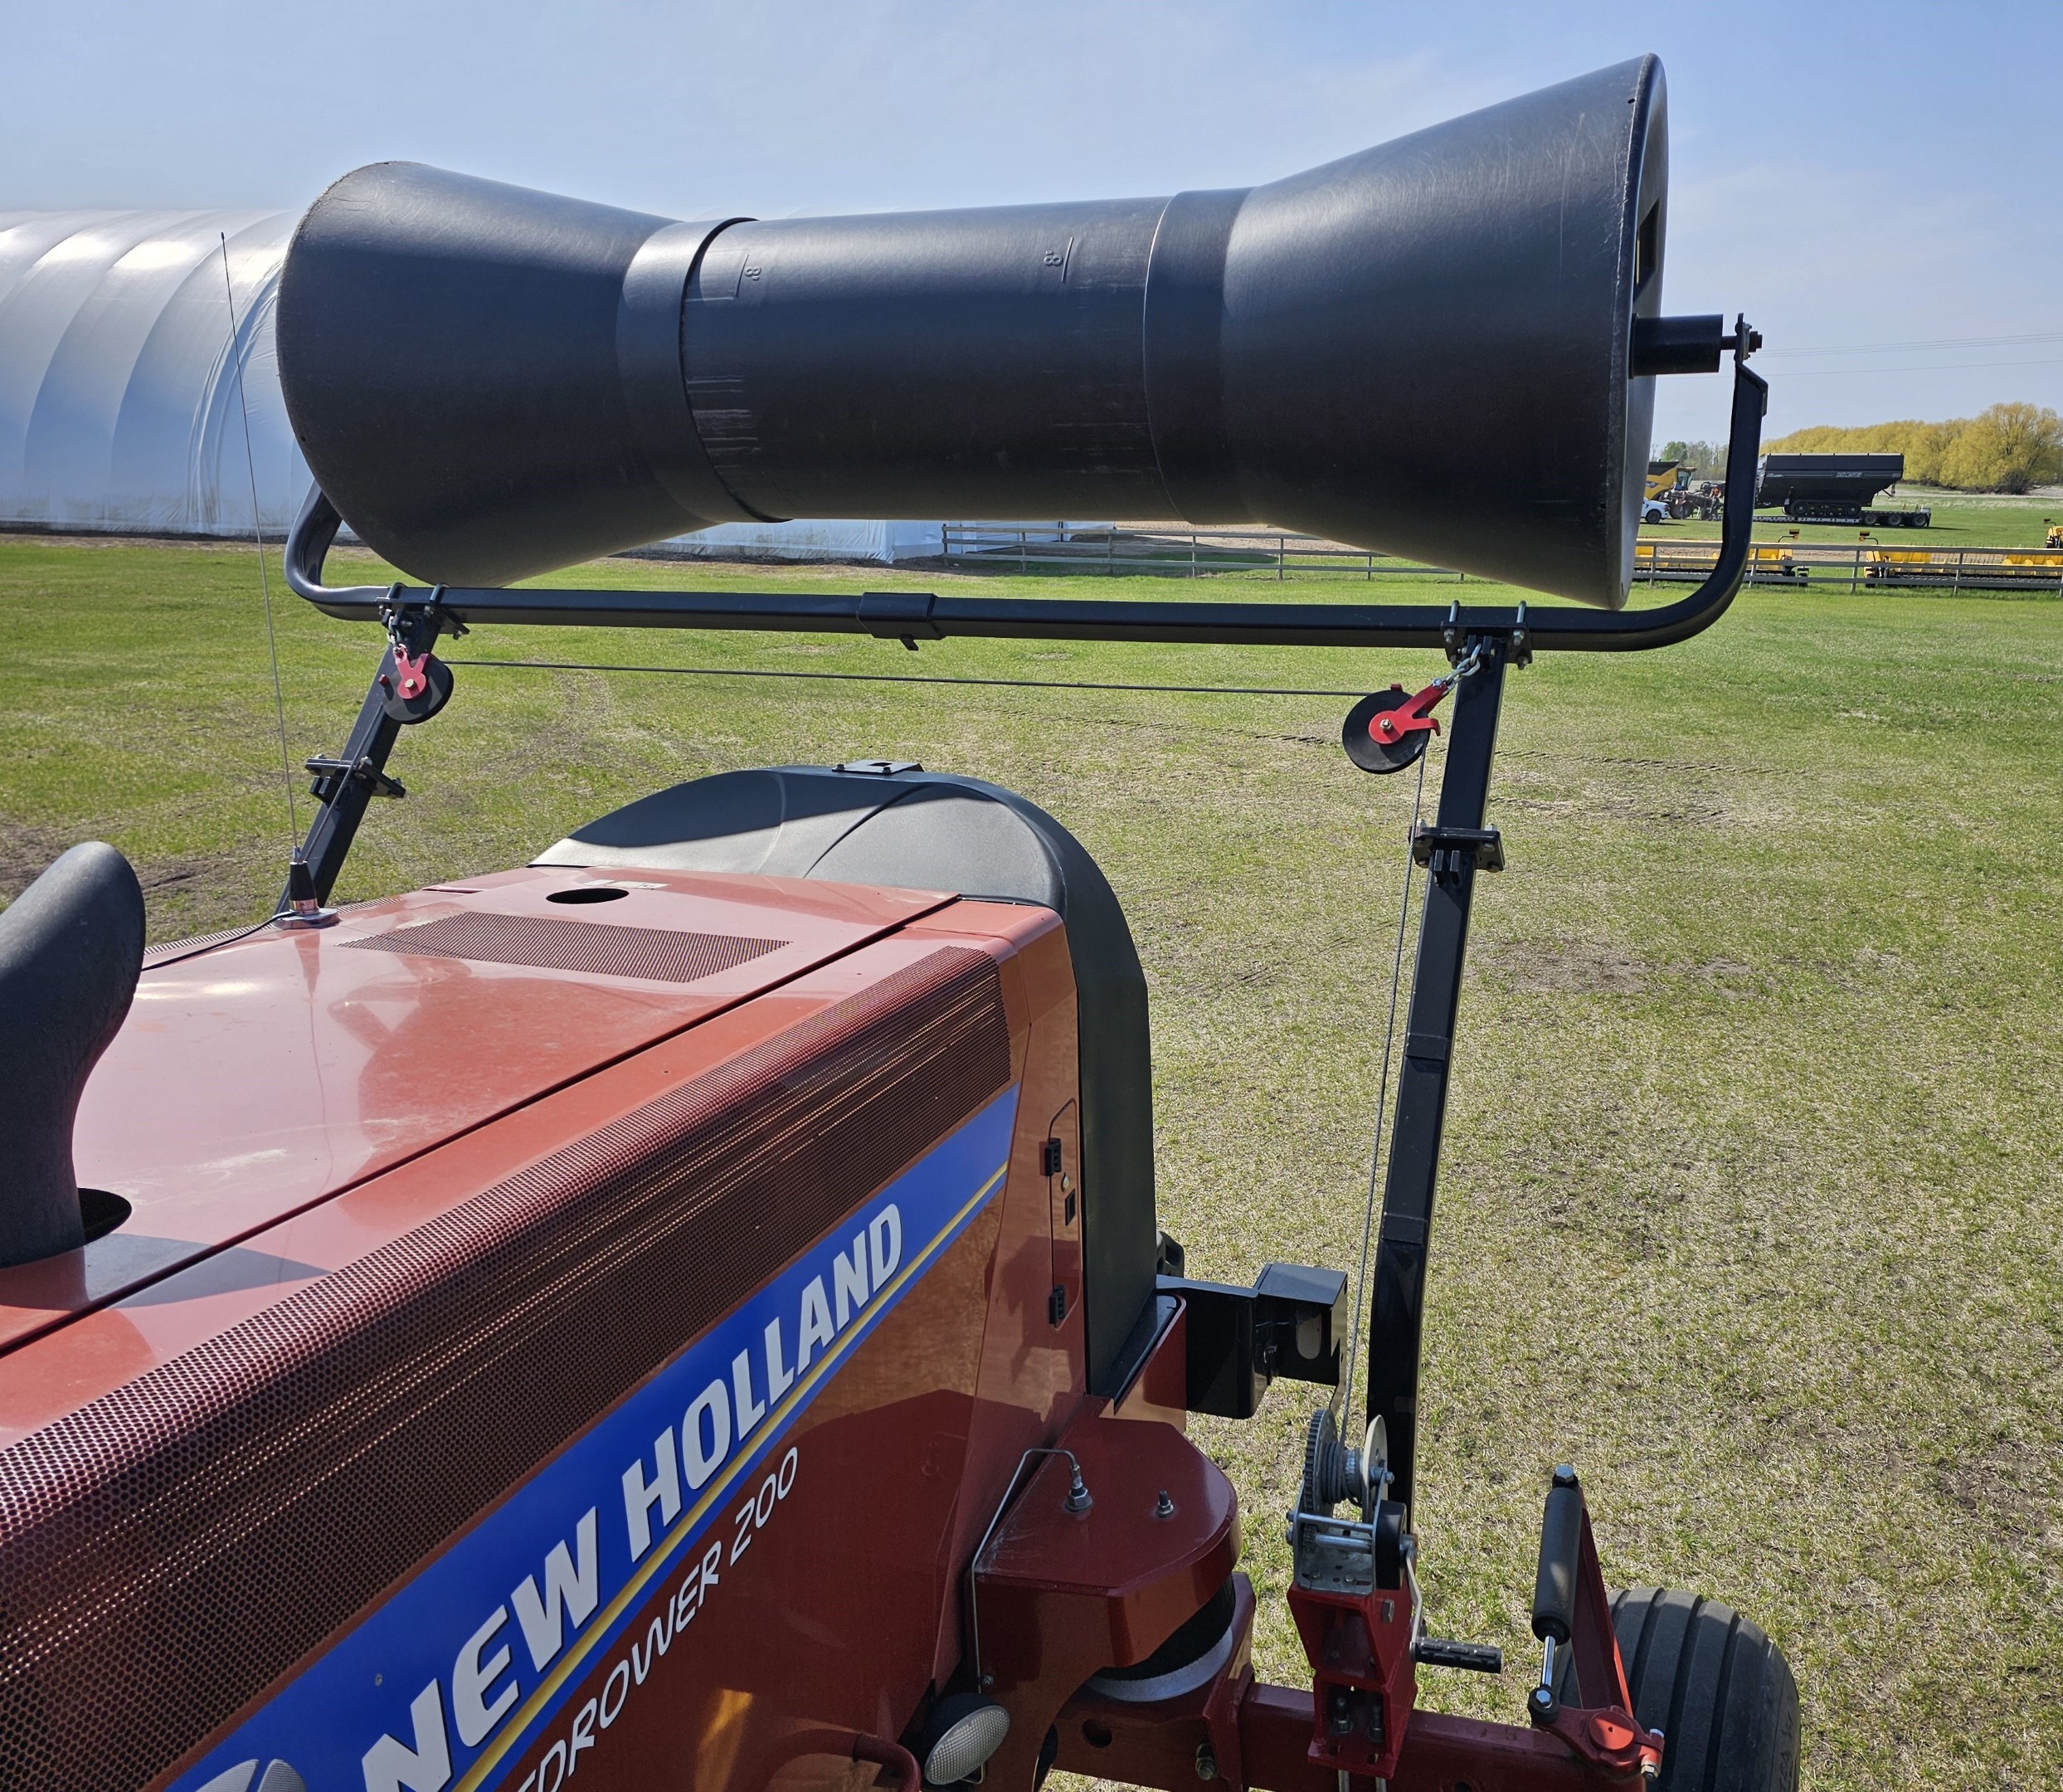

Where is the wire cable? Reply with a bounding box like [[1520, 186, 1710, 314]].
[[1764, 328, 2063, 358], [139, 918, 277, 972], [444, 656, 1375, 699], [1336, 739, 1431, 1420]]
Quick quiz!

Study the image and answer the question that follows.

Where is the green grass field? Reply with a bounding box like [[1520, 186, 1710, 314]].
[[2, 536, 2059, 1790]]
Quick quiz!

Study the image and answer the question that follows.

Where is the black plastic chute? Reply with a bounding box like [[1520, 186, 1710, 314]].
[[279, 57, 1676, 608]]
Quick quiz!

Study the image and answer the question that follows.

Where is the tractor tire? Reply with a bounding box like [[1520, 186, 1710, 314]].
[[1610, 1587, 1799, 1792]]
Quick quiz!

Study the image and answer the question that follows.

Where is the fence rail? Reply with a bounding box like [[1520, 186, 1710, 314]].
[[1633, 539, 2063, 593], [934, 523, 2063, 594]]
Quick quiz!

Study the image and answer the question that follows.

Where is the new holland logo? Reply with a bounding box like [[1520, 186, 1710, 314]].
[[197, 1765, 306, 1792], [168, 1089, 1019, 1792]]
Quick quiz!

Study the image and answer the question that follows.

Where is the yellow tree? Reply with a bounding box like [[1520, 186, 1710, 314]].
[[1938, 403, 2063, 493]]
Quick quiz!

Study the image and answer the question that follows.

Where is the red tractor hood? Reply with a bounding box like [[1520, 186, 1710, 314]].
[[0, 865, 954, 1360]]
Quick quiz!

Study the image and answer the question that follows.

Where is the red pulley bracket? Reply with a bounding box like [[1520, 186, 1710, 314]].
[[390, 645, 431, 702], [1342, 679, 1452, 775], [374, 587, 460, 725], [377, 642, 454, 723], [1370, 680, 1447, 744]]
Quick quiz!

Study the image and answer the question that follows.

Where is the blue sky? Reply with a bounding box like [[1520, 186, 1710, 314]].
[[6, 0, 2056, 443]]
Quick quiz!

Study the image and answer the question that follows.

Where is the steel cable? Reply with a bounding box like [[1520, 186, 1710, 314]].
[[1336, 741, 1431, 1427]]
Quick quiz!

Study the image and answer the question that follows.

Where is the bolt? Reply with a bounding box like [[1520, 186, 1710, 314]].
[[1155, 1489, 1176, 1520], [1194, 1741, 1219, 1782]]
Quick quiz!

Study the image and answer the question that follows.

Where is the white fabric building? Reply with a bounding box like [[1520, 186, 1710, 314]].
[[0, 208, 941, 563], [0, 209, 304, 535], [645, 518, 947, 563]]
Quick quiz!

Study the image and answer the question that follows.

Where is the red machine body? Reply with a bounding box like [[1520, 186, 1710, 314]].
[[0, 865, 1121, 1789], [0, 857, 1668, 1792]]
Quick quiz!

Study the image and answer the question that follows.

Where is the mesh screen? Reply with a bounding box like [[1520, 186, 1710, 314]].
[[141, 923, 268, 967], [345, 911, 786, 983], [0, 947, 1009, 1792]]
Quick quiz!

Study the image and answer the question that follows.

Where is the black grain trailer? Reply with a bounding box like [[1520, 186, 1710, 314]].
[[1754, 453, 1929, 525]]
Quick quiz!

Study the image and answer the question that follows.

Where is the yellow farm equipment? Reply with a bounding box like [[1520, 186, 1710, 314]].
[[1865, 546, 2063, 589], [1634, 541, 1798, 582]]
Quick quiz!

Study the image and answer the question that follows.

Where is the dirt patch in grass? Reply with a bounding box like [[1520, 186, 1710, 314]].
[[0, 820, 75, 898], [1936, 1437, 2053, 1547], [1477, 938, 1654, 993], [1, 817, 242, 913]]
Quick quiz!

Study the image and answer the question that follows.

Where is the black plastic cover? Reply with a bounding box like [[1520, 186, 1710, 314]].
[[536, 766, 1159, 1395], [278, 57, 1671, 606], [276, 164, 752, 587]]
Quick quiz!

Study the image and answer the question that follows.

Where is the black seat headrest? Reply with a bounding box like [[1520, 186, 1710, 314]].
[[0, 843, 145, 1267]]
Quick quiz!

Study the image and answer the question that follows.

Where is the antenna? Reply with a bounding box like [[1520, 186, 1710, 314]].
[[217, 231, 303, 874]]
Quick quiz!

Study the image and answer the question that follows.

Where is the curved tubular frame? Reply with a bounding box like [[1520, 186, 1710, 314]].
[[285, 363, 1766, 657]]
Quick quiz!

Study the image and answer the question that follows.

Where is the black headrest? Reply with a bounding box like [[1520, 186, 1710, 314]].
[[0, 843, 144, 1267]]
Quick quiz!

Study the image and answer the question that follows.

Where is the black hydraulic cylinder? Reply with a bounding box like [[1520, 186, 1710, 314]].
[[1532, 1467, 1586, 1643]]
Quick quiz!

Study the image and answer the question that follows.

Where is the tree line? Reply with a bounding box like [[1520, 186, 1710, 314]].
[[1759, 402, 2063, 494], [1656, 438, 1729, 480]]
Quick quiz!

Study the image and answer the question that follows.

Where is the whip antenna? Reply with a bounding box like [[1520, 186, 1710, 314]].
[[218, 231, 299, 851]]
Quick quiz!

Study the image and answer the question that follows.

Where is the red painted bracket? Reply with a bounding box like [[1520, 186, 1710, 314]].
[[973, 1415, 1239, 1786], [389, 644, 433, 701], [1366, 678, 1450, 748], [1528, 1492, 1664, 1783], [1287, 1556, 1417, 1780]]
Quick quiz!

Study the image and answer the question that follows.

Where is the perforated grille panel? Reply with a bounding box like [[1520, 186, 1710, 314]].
[[345, 910, 786, 982], [0, 947, 1010, 1792]]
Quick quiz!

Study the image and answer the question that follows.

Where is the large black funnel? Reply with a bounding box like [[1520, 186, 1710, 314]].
[[279, 57, 1676, 606]]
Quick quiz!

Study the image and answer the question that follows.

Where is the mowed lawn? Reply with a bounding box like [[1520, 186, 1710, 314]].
[[2, 537, 2058, 1790]]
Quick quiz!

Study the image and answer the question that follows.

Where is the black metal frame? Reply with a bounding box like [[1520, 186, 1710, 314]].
[[1160, 1263, 1351, 1419], [277, 353, 1764, 1507], [1366, 632, 1510, 1510], [285, 360, 1768, 660]]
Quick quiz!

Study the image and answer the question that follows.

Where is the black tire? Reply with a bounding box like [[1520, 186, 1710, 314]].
[[1610, 1587, 1799, 1792]]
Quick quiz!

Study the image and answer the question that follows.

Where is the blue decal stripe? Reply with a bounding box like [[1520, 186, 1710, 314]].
[[455, 1156, 1009, 1790], [168, 1088, 1019, 1792]]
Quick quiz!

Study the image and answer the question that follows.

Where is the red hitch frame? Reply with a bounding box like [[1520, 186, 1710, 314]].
[[1285, 1510, 1418, 1780], [1053, 1468, 1661, 1791]]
